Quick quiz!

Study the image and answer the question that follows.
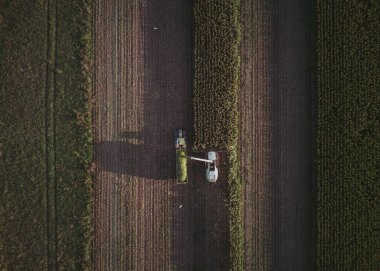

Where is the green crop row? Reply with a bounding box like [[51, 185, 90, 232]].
[[316, 1, 380, 270], [0, 1, 93, 270], [227, 147, 244, 271], [193, 1, 243, 270], [193, 0, 240, 151]]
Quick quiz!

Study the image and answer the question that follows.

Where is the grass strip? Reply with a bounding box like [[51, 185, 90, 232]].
[[54, 0, 93, 269], [316, 1, 380, 270], [193, 1, 243, 270]]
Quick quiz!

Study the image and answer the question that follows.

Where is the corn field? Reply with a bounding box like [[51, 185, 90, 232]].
[[193, 0, 240, 150], [193, 1, 243, 270], [316, 1, 380, 270]]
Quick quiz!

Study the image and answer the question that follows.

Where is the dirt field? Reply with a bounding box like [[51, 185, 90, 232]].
[[94, 1, 228, 270], [240, 0, 316, 270]]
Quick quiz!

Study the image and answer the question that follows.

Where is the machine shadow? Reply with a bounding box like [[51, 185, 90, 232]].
[[96, 140, 176, 180]]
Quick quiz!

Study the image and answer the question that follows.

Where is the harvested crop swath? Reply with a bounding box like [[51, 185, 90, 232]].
[[176, 150, 188, 182], [316, 1, 380, 270], [193, 0, 240, 150], [194, 1, 243, 270]]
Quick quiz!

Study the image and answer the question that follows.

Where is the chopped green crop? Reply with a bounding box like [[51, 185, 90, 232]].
[[176, 150, 188, 182]]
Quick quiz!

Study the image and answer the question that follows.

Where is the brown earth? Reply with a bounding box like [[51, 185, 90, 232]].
[[93, 1, 228, 270], [240, 0, 316, 270]]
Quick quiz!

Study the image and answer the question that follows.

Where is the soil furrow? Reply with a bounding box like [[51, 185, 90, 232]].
[[241, 0, 315, 270]]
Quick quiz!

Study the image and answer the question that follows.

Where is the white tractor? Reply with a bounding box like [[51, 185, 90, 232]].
[[190, 151, 218, 183]]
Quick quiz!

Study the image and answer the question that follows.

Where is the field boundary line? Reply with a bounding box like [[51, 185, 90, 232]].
[[53, 1, 59, 270], [44, 0, 58, 269]]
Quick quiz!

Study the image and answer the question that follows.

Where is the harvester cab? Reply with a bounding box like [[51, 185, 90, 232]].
[[190, 151, 218, 183], [175, 129, 186, 149]]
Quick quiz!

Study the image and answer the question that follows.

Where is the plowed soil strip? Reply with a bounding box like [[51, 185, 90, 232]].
[[94, 1, 229, 270], [240, 0, 315, 270]]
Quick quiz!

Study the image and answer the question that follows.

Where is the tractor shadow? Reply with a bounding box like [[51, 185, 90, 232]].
[[96, 138, 175, 180]]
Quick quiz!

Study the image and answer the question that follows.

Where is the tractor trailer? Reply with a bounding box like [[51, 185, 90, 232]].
[[175, 130, 218, 183]]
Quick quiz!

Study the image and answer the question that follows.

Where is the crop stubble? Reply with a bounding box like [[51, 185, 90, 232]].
[[240, 0, 315, 270], [94, 0, 228, 270]]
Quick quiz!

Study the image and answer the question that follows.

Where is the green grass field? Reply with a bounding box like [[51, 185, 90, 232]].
[[0, 1, 93, 269], [316, 1, 380, 270]]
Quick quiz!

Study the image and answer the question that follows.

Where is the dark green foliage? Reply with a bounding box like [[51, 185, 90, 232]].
[[316, 1, 380, 270], [0, 1, 93, 269], [0, 2, 48, 269], [193, 0, 240, 150]]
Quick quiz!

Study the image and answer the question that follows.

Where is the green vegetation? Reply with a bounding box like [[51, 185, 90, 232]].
[[193, 0, 240, 151], [316, 1, 380, 270], [193, 0, 243, 270], [176, 150, 188, 182], [0, 2, 48, 269], [226, 147, 243, 271], [0, 1, 93, 270], [55, 1, 93, 269]]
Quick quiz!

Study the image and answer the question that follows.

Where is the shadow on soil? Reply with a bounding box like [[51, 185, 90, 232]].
[[96, 140, 175, 180], [169, 158, 229, 271]]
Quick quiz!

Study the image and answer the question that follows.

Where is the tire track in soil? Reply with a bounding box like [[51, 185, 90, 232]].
[[94, 1, 229, 270], [45, 0, 58, 268], [240, 0, 315, 270]]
